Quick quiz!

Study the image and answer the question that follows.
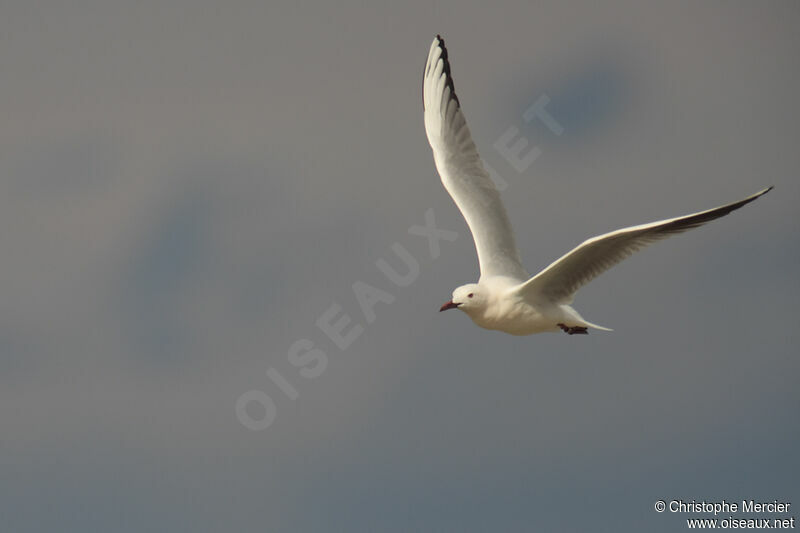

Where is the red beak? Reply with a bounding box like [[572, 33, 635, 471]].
[[439, 300, 461, 312]]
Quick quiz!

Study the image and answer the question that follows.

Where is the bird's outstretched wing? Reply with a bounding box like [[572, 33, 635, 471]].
[[517, 187, 773, 304], [423, 35, 528, 281]]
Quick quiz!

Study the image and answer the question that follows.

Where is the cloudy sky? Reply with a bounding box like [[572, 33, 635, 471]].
[[1, 1, 798, 531]]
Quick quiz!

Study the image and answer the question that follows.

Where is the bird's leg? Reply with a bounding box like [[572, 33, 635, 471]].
[[557, 323, 588, 335]]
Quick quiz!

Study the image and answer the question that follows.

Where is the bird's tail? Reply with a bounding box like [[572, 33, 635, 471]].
[[563, 305, 613, 332], [583, 320, 614, 332]]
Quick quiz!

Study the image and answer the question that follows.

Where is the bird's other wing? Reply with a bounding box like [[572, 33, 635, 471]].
[[516, 187, 773, 304], [423, 35, 528, 281]]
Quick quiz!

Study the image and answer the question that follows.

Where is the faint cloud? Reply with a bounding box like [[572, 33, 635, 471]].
[[121, 181, 211, 362], [510, 39, 641, 147], [534, 58, 630, 140]]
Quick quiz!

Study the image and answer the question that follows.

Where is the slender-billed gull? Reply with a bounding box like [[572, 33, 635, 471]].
[[423, 35, 772, 335]]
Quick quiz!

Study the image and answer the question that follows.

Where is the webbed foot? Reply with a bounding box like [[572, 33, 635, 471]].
[[557, 323, 588, 335]]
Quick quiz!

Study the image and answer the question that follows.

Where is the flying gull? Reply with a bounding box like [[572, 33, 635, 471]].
[[423, 35, 772, 335]]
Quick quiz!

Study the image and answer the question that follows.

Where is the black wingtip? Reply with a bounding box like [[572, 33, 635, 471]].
[[656, 186, 775, 235], [750, 185, 774, 201], [436, 36, 460, 108], [422, 34, 460, 110]]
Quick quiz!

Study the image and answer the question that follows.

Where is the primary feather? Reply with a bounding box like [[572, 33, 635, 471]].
[[517, 187, 773, 304], [423, 35, 528, 281]]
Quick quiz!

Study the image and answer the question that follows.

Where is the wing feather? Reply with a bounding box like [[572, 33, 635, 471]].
[[422, 35, 528, 281], [518, 187, 773, 303]]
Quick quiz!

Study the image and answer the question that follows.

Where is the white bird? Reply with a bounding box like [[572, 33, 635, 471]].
[[423, 35, 772, 335]]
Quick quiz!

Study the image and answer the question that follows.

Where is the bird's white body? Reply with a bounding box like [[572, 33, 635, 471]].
[[463, 277, 547, 335], [423, 35, 771, 336], [452, 276, 591, 335]]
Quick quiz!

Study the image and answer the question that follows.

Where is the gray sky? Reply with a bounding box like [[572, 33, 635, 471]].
[[1, 1, 798, 531]]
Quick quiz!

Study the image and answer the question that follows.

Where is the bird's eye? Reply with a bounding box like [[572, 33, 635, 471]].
[[468, 293, 474, 298]]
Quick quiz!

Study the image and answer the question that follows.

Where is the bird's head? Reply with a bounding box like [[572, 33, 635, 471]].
[[440, 283, 485, 314]]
